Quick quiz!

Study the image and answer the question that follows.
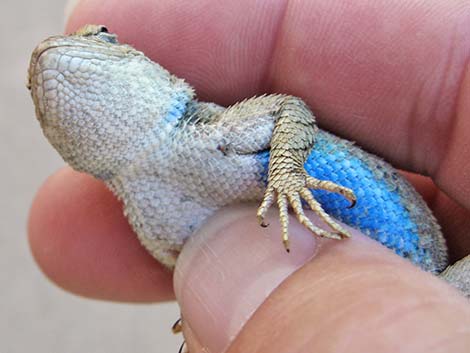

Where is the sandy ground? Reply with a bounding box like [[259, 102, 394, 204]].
[[0, 1, 180, 352]]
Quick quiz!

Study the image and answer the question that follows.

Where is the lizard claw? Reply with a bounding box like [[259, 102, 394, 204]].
[[283, 238, 290, 252], [178, 340, 188, 353], [257, 186, 274, 228], [172, 317, 183, 334], [260, 221, 269, 228]]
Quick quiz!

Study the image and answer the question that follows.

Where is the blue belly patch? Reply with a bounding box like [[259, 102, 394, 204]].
[[255, 132, 432, 266]]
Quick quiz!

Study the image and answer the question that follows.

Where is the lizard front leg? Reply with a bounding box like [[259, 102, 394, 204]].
[[256, 97, 356, 250]]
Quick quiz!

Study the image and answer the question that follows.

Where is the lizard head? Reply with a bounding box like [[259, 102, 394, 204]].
[[28, 24, 194, 179]]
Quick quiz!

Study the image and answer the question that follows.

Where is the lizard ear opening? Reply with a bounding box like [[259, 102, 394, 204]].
[[97, 31, 118, 44]]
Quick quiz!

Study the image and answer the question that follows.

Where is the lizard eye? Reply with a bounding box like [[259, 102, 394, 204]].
[[74, 24, 117, 43]]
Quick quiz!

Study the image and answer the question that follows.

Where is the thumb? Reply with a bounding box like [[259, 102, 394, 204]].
[[173, 205, 470, 353]]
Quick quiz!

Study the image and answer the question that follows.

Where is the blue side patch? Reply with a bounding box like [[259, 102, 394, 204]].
[[163, 92, 190, 125], [255, 132, 432, 266]]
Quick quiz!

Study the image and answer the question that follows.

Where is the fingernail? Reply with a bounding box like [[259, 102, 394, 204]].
[[173, 205, 320, 353], [64, 0, 80, 24]]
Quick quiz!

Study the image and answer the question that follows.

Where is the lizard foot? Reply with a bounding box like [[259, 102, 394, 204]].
[[257, 174, 356, 251]]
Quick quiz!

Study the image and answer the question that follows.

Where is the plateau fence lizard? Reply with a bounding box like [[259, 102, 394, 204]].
[[28, 24, 470, 297]]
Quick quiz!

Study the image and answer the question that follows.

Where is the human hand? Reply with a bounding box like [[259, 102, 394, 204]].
[[29, 0, 470, 352]]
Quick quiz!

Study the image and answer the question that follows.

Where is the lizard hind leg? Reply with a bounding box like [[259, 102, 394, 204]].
[[256, 96, 356, 249]]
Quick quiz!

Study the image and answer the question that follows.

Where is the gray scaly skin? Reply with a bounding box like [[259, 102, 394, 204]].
[[28, 25, 470, 297]]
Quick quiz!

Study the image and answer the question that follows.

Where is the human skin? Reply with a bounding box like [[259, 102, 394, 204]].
[[28, 0, 470, 352]]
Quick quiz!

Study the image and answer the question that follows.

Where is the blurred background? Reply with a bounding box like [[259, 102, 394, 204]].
[[0, 1, 180, 352]]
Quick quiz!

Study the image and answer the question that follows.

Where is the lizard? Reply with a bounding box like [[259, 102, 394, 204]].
[[27, 24, 470, 298]]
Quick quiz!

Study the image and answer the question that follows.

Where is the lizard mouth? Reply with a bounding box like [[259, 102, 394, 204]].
[[27, 35, 82, 125], [27, 36, 71, 91]]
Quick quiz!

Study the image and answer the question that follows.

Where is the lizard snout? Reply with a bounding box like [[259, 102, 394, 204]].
[[28, 39, 63, 123]]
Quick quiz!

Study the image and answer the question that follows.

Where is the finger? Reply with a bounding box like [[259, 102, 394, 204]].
[[28, 167, 174, 302], [65, 0, 470, 254], [174, 206, 470, 353]]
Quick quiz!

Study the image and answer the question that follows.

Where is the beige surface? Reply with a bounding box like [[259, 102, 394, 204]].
[[0, 1, 180, 352]]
